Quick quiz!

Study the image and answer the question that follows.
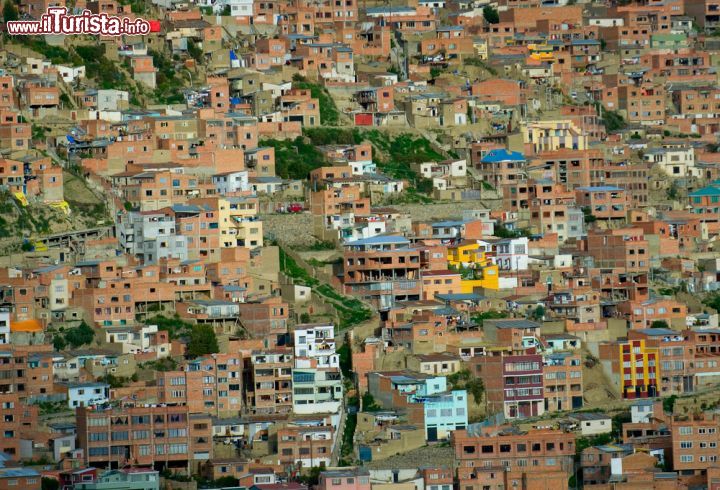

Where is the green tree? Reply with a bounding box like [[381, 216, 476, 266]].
[[337, 342, 352, 378], [214, 476, 240, 487], [361, 392, 382, 411], [601, 108, 627, 132], [448, 369, 485, 404], [64, 321, 95, 348], [471, 310, 508, 327], [186, 324, 219, 357], [465, 377, 485, 404], [531, 305, 546, 321], [41, 478, 60, 490], [52, 335, 67, 351], [187, 39, 204, 63], [101, 374, 126, 389], [663, 394, 678, 414], [483, 5, 499, 24], [3, 0, 19, 22], [299, 466, 323, 486], [651, 320, 669, 329]]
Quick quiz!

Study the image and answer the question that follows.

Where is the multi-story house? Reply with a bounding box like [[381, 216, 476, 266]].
[[543, 352, 583, 412], [453, 425, 575, 490], [475, 149, 527, 189], [238, 297, 289, 338], [293, 323, 339, 369], [575, 186, 629, 221], [343, 235, 422, 310], [156, 353, 243, 417], [292, 368, 343, 414], [599, 338, 660, 399], [522, 120, 588, 154], [473, 351, 545, 419], [643, 146, 697, 178], [245, 349, 293, 414], [581, 443, 634, 486], [619, 298, 688, 329], [118, 211, 189, 263], [76, 403, 212, 469], [367, 371, 468, 441], [0, 310, 8, 344], [0, 346, 54, 399], [277, 420, 334, 468], [0, 392, 38, 457], [669, 412, 720, 482]]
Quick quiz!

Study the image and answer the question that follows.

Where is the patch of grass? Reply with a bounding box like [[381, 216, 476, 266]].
[[261, 136, 327, 180], [361, 130, 444, 182], [340, 395, 359, 464], [280, 248, 371, 328], [76, 45, 136, 92], [308, 240, 336, 251], [34, 400, 69, 416], [303, 127, 359, 146], [471, 310, 509, 327], [149, 49, 185, 104], [292, 75, 340, 125], [15, 36, 82, 66], [145, 314, 195, 340], [280, 248, 319, 286], [464, 57, 498, 76], [140, 357, 178, 372]]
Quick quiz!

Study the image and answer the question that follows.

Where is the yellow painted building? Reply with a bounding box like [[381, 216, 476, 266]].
[[447, 242, 499, 291], [528, 44, 554, 62], [599, 338, 660, 399], [522, 120, 588, 154], [217, 196, 264, 249]]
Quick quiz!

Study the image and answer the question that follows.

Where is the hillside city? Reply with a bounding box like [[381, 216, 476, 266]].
[[6, 0, 720, 489]]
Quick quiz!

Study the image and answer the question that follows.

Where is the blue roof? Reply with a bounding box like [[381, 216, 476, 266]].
[[0, 468, 41, 477], [571, 39, 601, 46], [690, 185, 720, 197], [481, 149, 526, 164], [366, 5, 415, 14], [436, 293, 484, 301], [432, 220, 466, 227], [171, 204, 202, 213], [635, 328, 679, 336], [344, 235, 410, 246], [576, 186, 624, 192]]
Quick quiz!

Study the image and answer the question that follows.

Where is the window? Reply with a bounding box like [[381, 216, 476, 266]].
[[679, 427, 693, 435]]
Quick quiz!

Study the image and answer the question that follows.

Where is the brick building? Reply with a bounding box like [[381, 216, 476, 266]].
[[76, 403, 212, 470], [452, 425, 575, 490]]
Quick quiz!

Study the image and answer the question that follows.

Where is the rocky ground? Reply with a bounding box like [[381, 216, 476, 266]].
[[262, 201, 501, 248], [364, 445, 454, 470]]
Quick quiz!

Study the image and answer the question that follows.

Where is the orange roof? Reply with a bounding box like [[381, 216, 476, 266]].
[[10, 319, 43, 332]]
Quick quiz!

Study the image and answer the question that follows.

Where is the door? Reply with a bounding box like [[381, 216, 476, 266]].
[[427, 427, 438, 442]]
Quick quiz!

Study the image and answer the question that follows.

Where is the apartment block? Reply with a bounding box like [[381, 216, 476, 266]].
[[453, 425, 575, 490], [343, 235, 421, 310], [277, 421, 334, 468], [76, 404, 212, 469], [245, 349, 294, 414], [599, 339, 660, 399], [156, 353, 243, 417]]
